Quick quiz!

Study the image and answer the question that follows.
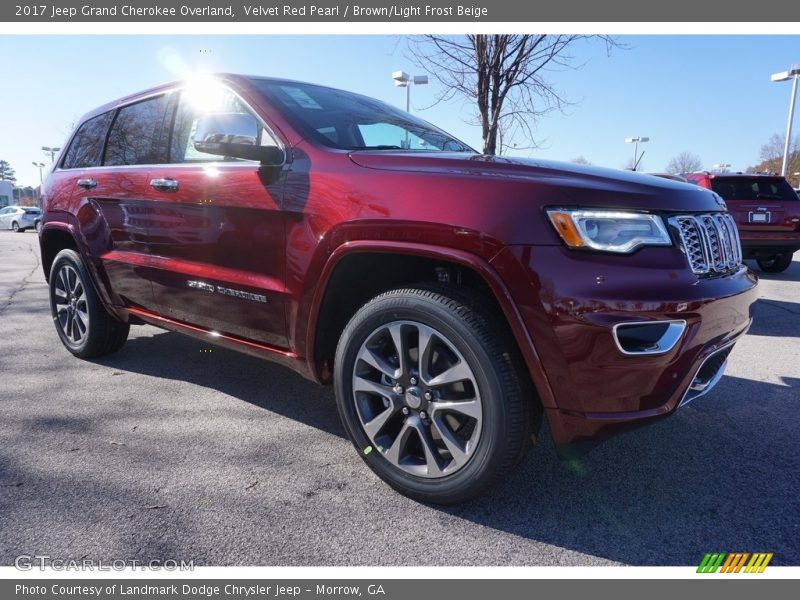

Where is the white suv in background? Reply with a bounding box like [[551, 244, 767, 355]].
[[0, 205, 41, 232]]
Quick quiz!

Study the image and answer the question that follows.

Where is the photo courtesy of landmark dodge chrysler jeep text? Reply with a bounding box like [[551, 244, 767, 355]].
[[39, 74, 758, 503]]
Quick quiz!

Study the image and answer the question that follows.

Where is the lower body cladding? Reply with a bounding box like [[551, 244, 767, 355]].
[[491, 244, 759, 450]]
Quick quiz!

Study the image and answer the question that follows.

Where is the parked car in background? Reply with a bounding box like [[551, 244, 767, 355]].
[[0, 205, 41, 232], [38, 74, 758, 503], [683, 172, 800, 272]]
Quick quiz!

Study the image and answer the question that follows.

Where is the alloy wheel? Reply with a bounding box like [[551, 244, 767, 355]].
[[352, 320, 483, 478], [53, 265, 90, 345]]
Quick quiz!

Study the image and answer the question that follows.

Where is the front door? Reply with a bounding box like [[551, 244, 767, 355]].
[[142, 86, 289, 348]]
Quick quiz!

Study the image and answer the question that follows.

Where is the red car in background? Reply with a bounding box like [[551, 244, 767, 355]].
[[683, 172, 800, 272]]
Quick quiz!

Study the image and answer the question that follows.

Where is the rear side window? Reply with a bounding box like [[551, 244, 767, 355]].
[[61, 112, 113, 169], [711, 177, 798, 202], [104, 95, 171, 166]]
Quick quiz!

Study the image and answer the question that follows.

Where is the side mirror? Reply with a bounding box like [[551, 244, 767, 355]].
[[193, 112, 284, 166]]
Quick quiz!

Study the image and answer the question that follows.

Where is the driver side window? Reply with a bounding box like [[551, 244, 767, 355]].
[[170, 88, 275, 163]]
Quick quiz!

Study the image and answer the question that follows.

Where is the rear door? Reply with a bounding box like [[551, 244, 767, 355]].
[[140, 85, 289, 348], [61, 94, 172, 311]]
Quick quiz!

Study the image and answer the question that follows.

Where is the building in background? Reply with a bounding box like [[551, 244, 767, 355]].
[[0, 180, 13, 207]]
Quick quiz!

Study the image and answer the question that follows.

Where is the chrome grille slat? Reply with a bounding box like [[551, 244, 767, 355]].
[[669, 213, 742, 276]]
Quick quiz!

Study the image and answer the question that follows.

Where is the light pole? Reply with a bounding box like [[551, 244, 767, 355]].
[[625, 136, 649, 171], [42, 146, 61, 163], [392, 71, 428, 113], [771, 64, 800, 177], [32, 161, 45, 184]]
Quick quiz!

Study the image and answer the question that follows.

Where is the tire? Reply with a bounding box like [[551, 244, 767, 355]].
[[11, 221, 21, 233], [334, 286, 531, 504], [35, 220, 42, 233], [49, 249, 130, 358], [756, 252, 794, 273]]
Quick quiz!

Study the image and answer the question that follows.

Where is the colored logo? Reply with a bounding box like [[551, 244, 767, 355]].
[[697, 552, 773, 573]]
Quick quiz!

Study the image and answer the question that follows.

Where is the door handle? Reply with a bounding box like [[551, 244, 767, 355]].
[[150, 177, 179, 192], [76, 178, 97, 189]]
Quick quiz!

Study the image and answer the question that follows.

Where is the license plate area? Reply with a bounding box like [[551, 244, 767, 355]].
[[748, 211, 770, 223]]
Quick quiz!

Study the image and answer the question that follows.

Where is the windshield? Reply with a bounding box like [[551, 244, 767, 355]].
[[249, 78, 474, 153], [711, 177, 798, 202]]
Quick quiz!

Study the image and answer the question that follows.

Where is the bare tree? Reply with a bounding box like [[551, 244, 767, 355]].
[[747, 133, 800, 185], [408, 35, 617, 155], [665, 151, 703, 175], [570, 155, 592, 165]]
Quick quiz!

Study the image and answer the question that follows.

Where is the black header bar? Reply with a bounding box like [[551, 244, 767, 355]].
[[4, 0, 800, 22]]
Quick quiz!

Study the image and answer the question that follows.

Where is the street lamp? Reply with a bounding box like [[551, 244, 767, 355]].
[[32, 161, 46, 184], [42, 146, 61, 163], [625, 136, 649, 171], [771, 64, 800, 177], [392, 71, 428, 112]]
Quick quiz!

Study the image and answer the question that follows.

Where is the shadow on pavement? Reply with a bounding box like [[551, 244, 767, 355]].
[[96, 330, 345, 439], [86, 331, 799, 565], [748, 298, 800, 337]]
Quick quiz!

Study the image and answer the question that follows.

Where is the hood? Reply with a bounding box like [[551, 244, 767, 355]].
[[348, 152, 727, 213]]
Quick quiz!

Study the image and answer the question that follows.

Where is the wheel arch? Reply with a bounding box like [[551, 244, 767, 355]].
[[39, 220, 123, 321], [304, 241, 556, 409]]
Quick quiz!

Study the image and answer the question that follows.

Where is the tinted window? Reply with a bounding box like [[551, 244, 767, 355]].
[[711, 177, 798, 202], [104, 95, 171, 166], [62, 112, 113, 169], [250, 78, 473, 152]]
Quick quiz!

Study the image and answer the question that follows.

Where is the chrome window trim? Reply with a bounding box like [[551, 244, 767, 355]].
[[55, 82, 286, 172]]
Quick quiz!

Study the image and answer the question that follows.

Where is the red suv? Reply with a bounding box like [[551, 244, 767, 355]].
[[683, 172, 800, 272], [39, 75, 758, 503]]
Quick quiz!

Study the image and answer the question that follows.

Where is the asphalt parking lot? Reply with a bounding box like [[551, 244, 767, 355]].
[[1, 230, 798, 566]]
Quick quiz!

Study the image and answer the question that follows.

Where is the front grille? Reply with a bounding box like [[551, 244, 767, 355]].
[[669, 213, 742, 276]]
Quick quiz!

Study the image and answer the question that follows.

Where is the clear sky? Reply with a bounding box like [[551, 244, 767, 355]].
[[1, 34, 798, 187]]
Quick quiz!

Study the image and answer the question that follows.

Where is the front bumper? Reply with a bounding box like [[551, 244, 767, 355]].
[[491, 244, 758, 445]]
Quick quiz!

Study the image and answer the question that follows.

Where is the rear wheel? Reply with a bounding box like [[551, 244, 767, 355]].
[[49, 249, 130, 358], [756, 252, 793, 273], [334, 286, 531, 504]]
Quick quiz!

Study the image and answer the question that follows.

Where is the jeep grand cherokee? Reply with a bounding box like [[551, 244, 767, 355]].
[[39, 75, 758, 503]]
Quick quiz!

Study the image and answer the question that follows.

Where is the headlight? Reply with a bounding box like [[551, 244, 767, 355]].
[[546, 209, 672, 253]]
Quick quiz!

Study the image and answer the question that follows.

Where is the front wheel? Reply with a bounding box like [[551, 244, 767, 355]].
[[49, 249, 130, 358], [334, 287, 531, 504], [756, 252, 794, 273], [11, 221, 21, 233]]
